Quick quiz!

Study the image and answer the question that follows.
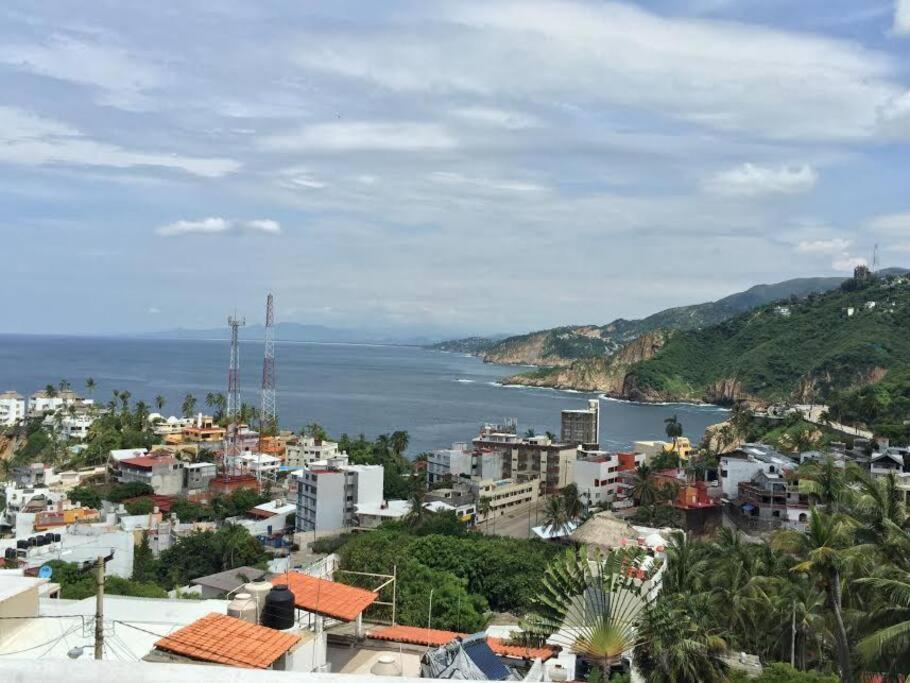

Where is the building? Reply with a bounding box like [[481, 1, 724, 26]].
[[426, 443, 473, 485], [470, 476, 539, 521], [719, 444, 795, 499], [189, 566, 266, 599], [179, 414, 226, 444], [27, 389, 92, 416], [572, 451, 644, 508], [183, 462, 217, 493], [473, 430, 577, 495], [0, 391, 25, 426], [295, 454, 384, 532], [285, 436, 340, 469], [355, 499, 411, 528], [43, 411, 95, 440], [150, 414, 193, 437], [634, 438, 694, 463], [736, 469, 809, 529], [119, 453, 184, 496], [561, 399, 600, 448]]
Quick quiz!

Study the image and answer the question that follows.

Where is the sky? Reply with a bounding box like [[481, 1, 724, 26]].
[[2, 0, 910, 337]]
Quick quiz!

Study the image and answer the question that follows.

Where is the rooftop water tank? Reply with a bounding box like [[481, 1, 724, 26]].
[[227, 592, 257, 624], [244, 579, 272, 620], [370, 655, 401, 676], [261, 584, 295, 630]]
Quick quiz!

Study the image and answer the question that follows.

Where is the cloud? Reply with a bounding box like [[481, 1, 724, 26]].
[[0, 107, 239, 177], [703, 163, 818, 197], [866, 212, 910, 234], [832, 255, 867, 272], [896, 0, 910, 35], [294, 0, 904, 141], [450, 107, 541, 130], [156, 217, 281, 237], [274, 167, 327, 190], [796, 238, 852, 253], [260, 122, 457, 152], [147, 307, 161, 315], [429, 171, 547, 193], [0, 34, 162, 110]]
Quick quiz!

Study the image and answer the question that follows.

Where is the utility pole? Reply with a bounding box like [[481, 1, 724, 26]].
[[94, 555, 104, 660]]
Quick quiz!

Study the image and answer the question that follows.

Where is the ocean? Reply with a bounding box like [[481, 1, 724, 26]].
[[0, 335, 728, 455]]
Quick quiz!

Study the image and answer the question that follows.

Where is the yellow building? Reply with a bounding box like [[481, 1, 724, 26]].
[[633, 437, 693, 463]]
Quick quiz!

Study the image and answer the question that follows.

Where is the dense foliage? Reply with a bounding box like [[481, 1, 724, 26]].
[[337, 430, 415, 498], [45, 559, 167, 600], [624, 275, 910, 404]]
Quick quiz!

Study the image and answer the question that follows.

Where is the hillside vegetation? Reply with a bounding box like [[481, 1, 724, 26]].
[[433, 276, 849, 366]]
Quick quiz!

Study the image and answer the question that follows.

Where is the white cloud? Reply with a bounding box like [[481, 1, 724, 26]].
[[866, 211, 910, 234], [0, 35, 163, 110], [796, 238, 852, 253], [450, 107, 541, 130], [429, 171, 546, 193], [261, 122, 456, 152], [832, 255, 867, 272], [896, 0, 910, 35], [703, 163, 818, 197], [294, 1, 903, 141], [147, 307, 161, 315], [275, 166, 327, 189], [0, 106, 239, 177], [156, 217, 281, 237]]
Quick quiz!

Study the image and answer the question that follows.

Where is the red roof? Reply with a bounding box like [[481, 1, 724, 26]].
[[281, 572, 378, 622], [120, 455, 176, 469], [154, 613, 299, 669], [368, 625, 556, 661]]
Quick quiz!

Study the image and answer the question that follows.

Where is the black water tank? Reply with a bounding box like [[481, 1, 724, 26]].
[[4, 547, 16, 560], [16, 539, 28, 549], [27, 537, 37, 547], [36, 536, 47, 547], [43, 533, 54, 544], [261, 584, 295, 630], [53, 533, 61, 542]]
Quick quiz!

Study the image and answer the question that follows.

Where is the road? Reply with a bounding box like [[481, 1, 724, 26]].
[[478, 499, 548, 540]]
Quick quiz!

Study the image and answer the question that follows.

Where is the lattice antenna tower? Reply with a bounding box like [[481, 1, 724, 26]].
[[226, 314, 245, 458], [872, 243, 880, 273], [260, 293, 277, 437]]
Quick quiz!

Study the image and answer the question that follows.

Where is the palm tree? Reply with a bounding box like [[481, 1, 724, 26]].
[[154, 395, 166, 412], [390, 431, 410, 457], [181, 393, 197, 418], [542, 496, 569, 537], [58, 379, 70, 393], [304, 423, 328, 443], [561, 483, 583, 521], [44, 384, 57, 398], [855, 570, 910, 671], [478, 498, 492, 533], [772, 508, 857, 683], [524, 546, 658, 674], [664, 414, 683, 453], [134, 400, 149, 430], [798, 457, 849, 511], [630, 463, 659, 507], [84, 377, 96, 399], [524, 428, 536, 438], [119, 390, 131, 412]]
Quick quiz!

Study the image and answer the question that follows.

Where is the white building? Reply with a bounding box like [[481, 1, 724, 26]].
[[28, 389, 93, 416], [226, 453, 282, 478], [0, 391, 25, 426], [719, 444, 795, 499], [355, 500, 411, 528], [0, 526, 135, 578], [150, 414, 193, 436], [295, 455, 384, 532], [43, 411, 95, 440], [572, 451, 646, 508], [285, 436, 339, 469], [426, 443, 473, 485]]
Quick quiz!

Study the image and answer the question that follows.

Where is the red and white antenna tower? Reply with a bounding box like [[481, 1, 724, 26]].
[[225, 314, 245, 462], [260, 293, 277, 436]]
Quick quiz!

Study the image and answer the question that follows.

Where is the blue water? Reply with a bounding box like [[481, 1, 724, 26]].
[[0, 335, 727, 455]]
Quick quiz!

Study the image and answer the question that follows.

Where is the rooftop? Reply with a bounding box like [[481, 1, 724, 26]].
[[281, 572, 378, 622], [121, 455, 177, 469], [368, 625, 555, 661], [154, 612, 300, 669], [190, 566, 266, 593], [355, 499, 411, 518]]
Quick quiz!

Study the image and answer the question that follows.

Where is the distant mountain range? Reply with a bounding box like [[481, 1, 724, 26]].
[[142, 322, 458, 347]]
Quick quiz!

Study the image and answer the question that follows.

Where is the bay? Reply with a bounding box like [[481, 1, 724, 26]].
[[0, 335, 728, 455]]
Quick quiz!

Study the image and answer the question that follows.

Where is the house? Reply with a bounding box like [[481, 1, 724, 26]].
[[719, 444, 795, 499], [285, 436, 339, 469], [634, 438, 694, 462], [183, 462, 217, 493], [355, 499, 411, 528], [572, 451, 645, 508], [735, 468, 809, 530], [235, 499, 297, 536], [118, 453, 184, 496], [43, 411, 95, 440], [294, 454, 384, 532], [180, 414, 226, 444], [0, 391, 25, 426], [190, 566, 267, 599], [27, 389, 93, 416], [426, 443, 474, 485]]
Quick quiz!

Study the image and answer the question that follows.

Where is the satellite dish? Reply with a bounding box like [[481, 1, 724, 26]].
[[38, 564, 53, 579]]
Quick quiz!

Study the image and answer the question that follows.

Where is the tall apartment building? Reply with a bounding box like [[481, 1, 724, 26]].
[[294, 454, 384, 532], [572, 451, 645, 507], [469, 475, 540, 521], [285, 435, 339, 469], [561, 399, 600, 448], [0, 391, 25, 426], [426, 443, 473, 485], [472, 431, 577, 494]]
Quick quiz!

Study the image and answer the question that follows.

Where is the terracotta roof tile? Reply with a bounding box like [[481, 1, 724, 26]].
[[154, 613, 299, 669], [282, 573, 377, 622], [367, 625, 556, 661]]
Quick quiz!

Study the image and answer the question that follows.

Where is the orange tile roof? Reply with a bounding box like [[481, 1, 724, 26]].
[[367, 625, 556, 661], [154, 613, 300, 669], [281, 572, 378, 622]]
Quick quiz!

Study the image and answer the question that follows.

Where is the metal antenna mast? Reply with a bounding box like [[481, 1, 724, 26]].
[[226, 315, 246, 462], [260, 293, 277, 437], [872, 243, 880, 273]]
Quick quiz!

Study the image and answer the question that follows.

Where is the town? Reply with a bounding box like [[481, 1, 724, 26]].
[[2, 303, 907, 681]]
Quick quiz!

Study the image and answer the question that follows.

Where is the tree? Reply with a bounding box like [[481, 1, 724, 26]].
[[44, 383, 57, 399], [772, 509, 856, 683], [155, 394, 166, 412], [389, 430, 410, 457], [524, 428, 536, 438], [542, 496, 569, 537], [119, 390, 131, 412], [133, 531, 158, 583], [181, 393, 197, 418], [524, 546, 657, 674], [664, 414, 684, 453], [304, 422, 328, 442], [67, 485, 102, 510], [85, 377, 96, 398], [478, 498, 492, 533], [133, 400, 149, 430], [125, 498, 155, 515], [630, 464, 659, 507]]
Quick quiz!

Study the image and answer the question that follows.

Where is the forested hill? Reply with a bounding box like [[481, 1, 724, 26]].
[[431, 275, 851, 366], [618, 273, 910, 405]]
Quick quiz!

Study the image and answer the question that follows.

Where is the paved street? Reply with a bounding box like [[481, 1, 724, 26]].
[[478, 499, 548, 539]]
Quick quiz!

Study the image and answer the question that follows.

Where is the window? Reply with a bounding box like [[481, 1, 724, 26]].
[[772, 510, 781, 518]]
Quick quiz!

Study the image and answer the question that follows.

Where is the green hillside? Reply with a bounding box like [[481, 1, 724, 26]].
[[624, 274, 910, 405]]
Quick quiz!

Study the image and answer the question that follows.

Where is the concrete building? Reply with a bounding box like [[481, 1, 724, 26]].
[[118, 453, 184, 496], [285, 436, 340, 469], [27, 389, 93, 416], [295, 455, 384, 532], [426, 442, 473, 485], [560, 399, 600, 448], [183, 462, 217, 493], [43, 411, 95, 440], [470, 476, 540, 521], [473, 431, 577, 495], [634, 437, 694, 462], [719, 444, 795, 499], [572, 451, 644, 508], [355, 499, 411, 528], [179, 414, 226, 444], [0, 391, 25, 426]]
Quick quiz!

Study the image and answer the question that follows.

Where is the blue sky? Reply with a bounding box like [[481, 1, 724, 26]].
[[2, 0, 910, 336]]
